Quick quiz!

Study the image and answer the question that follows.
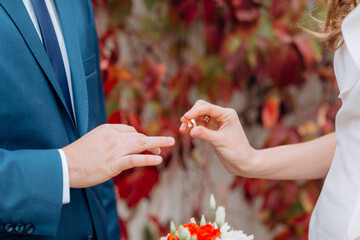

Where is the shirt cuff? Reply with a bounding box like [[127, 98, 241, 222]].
[[58, 149, 70, 204]]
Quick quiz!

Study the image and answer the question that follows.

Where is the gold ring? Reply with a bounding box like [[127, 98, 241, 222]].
[[203, 116, 210, 123]]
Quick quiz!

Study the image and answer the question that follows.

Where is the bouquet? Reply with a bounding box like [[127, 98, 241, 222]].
[[160, 195, 254, 240]]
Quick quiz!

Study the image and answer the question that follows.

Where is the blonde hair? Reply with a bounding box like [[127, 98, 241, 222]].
[[324, 0, 359, 50]]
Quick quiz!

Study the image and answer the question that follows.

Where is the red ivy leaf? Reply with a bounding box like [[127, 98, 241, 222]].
[[269, 0, 290, 19], [204, 0, 223, 51], [272, 20, 292, 44], [293, 35, 317, 70], [114, 168, 159, 208], [108, 110, 142, 132], [266, 45, 301, 86], [142, 62, 167, 99], [261, 95, 281, 128]]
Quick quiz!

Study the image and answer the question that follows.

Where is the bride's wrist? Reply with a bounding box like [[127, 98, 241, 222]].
[[233, 147, 259, 178]]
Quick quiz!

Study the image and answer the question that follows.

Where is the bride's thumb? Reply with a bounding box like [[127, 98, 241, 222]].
[[190, 126, 218, 143]]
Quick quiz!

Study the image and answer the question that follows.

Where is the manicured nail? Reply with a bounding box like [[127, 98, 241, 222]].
[[155, 156, 163, 163], [180, 123, 186, 130], [168, 137, 175, 144]]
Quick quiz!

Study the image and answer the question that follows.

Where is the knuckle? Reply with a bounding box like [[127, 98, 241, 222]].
[[128, 126, 136, 132], [101, 123, 113, 132], [127, 155, 135, 166], [137, 137, 147, 147], [144, 155, 155, 165], [195, 99, 206, 106], [96, 124, 106, 131], [227, 108, 237, 116], [103, 132, 115, 145], [204, 105, 212, 112]]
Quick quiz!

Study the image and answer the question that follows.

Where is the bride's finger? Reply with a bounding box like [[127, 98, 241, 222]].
[[190, 126, 219, 144], [183, 100, 225, 120], [180, 113, 220, 133], [179, 122, 190, 134], [180, 116, 205, 133]]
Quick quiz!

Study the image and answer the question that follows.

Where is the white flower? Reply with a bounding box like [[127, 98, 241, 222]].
[[220, 223, 254, 240], [220, 223, 231, 233], [213, 222, 218, 229], [170, 221, 176, 234], [200, 215, 207, 226], [210, 194, 216, 211], [190, 217, 197, 224], [178, 225, 191, 240], [161, 234, 171, 240], [215, 206, 226, 227]]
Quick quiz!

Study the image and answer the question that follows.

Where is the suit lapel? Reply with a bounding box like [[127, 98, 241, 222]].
[[0, 0, 75, 125], [54, 0, 89, 136]]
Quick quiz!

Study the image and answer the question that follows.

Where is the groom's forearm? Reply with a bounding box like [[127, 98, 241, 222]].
[[249, 133, 336, 180]]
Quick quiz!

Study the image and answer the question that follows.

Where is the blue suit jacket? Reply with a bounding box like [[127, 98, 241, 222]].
[[0, 0, 120, 239]]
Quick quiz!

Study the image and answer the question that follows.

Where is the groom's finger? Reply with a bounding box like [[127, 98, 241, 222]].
[[149, 148, 161, 155], [123, 135, 175, 154], [117, 154, 163, 172]]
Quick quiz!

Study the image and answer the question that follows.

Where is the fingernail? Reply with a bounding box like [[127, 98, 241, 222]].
[[155, 156, 163, 163], [180, 123, 185, 130], [168, 137, 175, 144]]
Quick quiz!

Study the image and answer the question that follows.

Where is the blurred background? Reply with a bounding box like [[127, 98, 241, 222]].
[[91, 0, 340, 239]]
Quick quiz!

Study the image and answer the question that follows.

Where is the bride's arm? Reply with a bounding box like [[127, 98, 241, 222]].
[[180, 100, 335, 180], [249, 133, 335, 180]]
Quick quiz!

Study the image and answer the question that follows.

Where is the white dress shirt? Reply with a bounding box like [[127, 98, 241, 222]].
[[309, 4, 360, 239], [23, 0, 72, 204]]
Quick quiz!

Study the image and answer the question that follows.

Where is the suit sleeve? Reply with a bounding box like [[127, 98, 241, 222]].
[[0, 149, 63, 236]]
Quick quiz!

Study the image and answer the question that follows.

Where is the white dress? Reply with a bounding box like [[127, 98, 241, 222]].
[[309, 4, 360, 240]]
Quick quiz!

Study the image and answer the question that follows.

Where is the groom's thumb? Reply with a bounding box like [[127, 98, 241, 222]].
[[190, 126, 218, 144]]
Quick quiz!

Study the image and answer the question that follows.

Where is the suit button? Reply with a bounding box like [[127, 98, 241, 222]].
[[24, 224, 34, 234], [0, 223, 4, 232], [4, 224, 14, 233], [15, 223, 25, 233]]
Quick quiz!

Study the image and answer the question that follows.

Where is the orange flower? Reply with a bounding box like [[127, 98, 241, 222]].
[[197, 224, 221, 240], [170, 223, 221, 240], [184, 223, 199, 236], [167, 233, 179, 240]]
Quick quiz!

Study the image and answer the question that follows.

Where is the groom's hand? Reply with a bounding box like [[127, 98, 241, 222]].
[[63, 124, 175, 188]]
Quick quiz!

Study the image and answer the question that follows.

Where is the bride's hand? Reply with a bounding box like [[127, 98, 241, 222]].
[[179, 100, 257, 176]]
